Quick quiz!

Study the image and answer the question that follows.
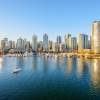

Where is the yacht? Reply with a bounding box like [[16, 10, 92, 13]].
[[12, 67, 22, 73]]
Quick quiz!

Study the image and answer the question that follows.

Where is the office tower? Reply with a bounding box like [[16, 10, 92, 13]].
[[23, 39, 27, 50], [22, 39, 30, 51], [32, 35, 38, 51], [57, 35, 62, 44], [62, 43, 66, 52], [90, 36, 92, 49], [37, 41, 43, 52], [12, 41, 16, 48], [4, 37, 9, 48], [68, 36, 72, 51], [92, 21, 100, 53], [43, 33, 48, 52], [8, 40, 12, 49], [65, 34, 70, 42], [88, 40, 91, 49], [4, 37, 8, 42], [78, 34, 84, 51], [65, 33, 71, 51], [84, 35, 88, 49], [71, 37, 77, 51], [0, 40, 5, 49], [16, 38, 24, 50], [56, 36, 62, 52], [0, 38, 10, 49], [25, 41, 30, 51], [48, 40, 53, 51], [55, 42, 59, 52], [78, 33, 89, 51], [5, 42, 9, 49], [52, 42, 56, 52], [58, 43, 64, 52]]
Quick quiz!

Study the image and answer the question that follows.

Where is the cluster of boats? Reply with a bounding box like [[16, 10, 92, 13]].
[[3, 52, 34, 57], [42, 53, 66, 58], [2, 51, 100, 59]]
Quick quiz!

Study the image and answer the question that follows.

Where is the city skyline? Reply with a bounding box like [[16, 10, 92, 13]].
[[1, 1, 100, 100], [0, 32, 90, 43], [0, 31, 90, 53], [1, 20, 100, 55], [0, 0, 100, 41]]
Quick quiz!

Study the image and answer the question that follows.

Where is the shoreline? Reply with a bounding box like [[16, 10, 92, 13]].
[[0, 52, 100, 59]]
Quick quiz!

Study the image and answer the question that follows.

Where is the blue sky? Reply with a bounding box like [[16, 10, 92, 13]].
[[0, 0, 100, 42]]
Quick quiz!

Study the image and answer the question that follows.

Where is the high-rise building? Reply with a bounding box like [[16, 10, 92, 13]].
[[8, 40, 12, 49], [84, 35, 88, 49], [62, 43, 66, 52], [71, 37, 77, 51], [78, 33, 89, 51], [32, 35, 38, 51], [43, 33, 48, 52], [0, 40, 5, 49], [16, 38, 24, 50], [57, 35, 62, 44], [48, 40, 53, 51], [90, 36, 92, 49], [4, 37, 9, 49], [68, 36, 72, 51], [25, 41, 30, 51], [52, 42, 56, 52], [78, 34, 84, 51], [23, 39, 27, 50], [0, 38, 11, 49], [92, 21, 100, 53], [4, 38, 8, 42], [12, 41, 16, 48], [37, 41, 43, 51], [56, 36, 62, 52], [65, 33, 71, 51]]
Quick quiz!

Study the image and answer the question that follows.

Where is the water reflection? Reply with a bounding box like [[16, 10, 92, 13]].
[[67, 57, 73, 74], [32, 56, 37, 71], [0, 57, 3, 70], [16, 57, 24, 68], [56, 57, 63, 70], [1, 56, 100, 99], [77, 58, 89, 78], [43, 56, 49, 72], [56, 59, 60, 70], [91, 59, 100, 89]]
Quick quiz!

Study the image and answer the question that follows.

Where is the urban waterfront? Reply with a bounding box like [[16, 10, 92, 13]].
[[0, 56, 100, 100]]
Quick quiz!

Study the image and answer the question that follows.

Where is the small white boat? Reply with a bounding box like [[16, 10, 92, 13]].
[[12, 67, 22, 73]]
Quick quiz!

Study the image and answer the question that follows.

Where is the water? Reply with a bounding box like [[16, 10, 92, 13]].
[[0, 56, 100, 100]]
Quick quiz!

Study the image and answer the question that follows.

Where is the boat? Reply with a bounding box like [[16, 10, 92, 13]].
[[12, 67, 22, 73], [24, 51, 34, 57]]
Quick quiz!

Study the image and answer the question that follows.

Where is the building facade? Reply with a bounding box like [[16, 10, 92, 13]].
[[16, 38, 24, 50], [71, 37, 77, 51], [32, 35, 38, 51], [43, 33, 48, 52], [78, 33, 89, 52], [92, 21, 100, 53]]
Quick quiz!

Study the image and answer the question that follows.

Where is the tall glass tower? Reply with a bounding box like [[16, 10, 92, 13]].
[[92, 21, 100, 53], [32, 34, 38, 51], [43, 33, 48, 52]]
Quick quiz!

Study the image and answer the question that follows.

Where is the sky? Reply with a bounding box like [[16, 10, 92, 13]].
[[0, 0, 100, 42]]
